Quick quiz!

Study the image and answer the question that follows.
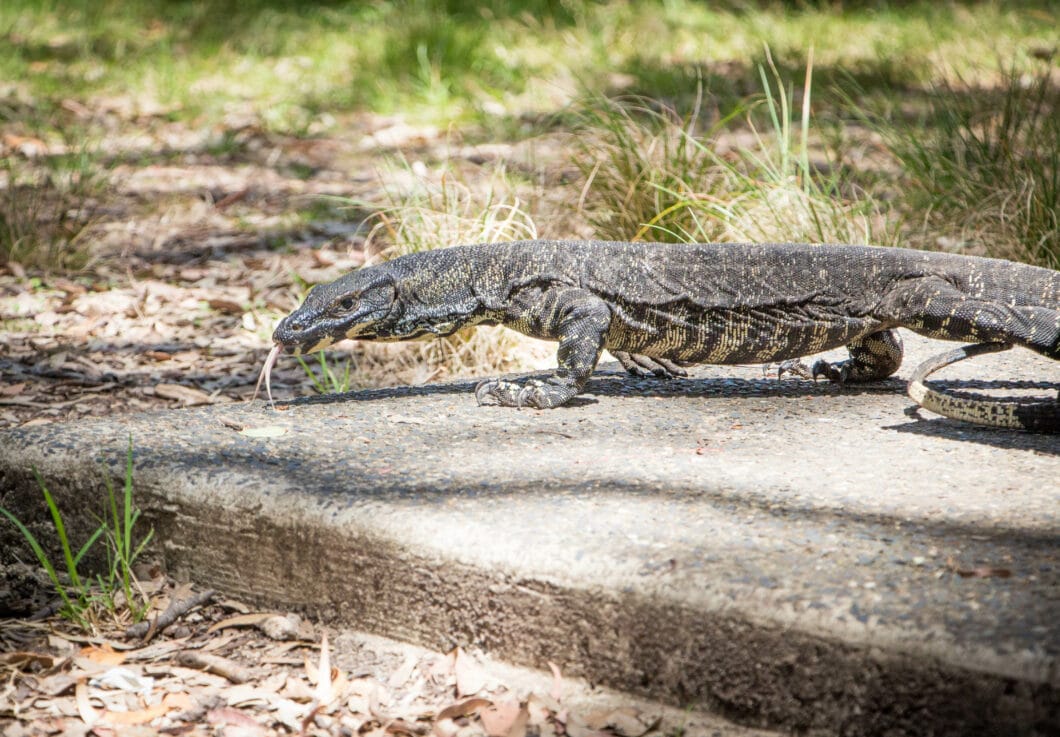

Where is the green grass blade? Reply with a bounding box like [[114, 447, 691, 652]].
[[32, 469, 83, 590], [296, 354, 328, 394], [123, 436, 135, 563], [0, 506, 77, 616], [74, 525, 105, 567]]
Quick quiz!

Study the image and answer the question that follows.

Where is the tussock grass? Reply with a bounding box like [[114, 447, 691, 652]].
[[571, 54, 896, 248], [875, 65, 1060, 269], [302, 165, 552, 393]]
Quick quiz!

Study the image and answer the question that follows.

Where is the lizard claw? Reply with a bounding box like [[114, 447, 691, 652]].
[[473, 377, 575, 408], [775, 359, 816, 381], [810, 359, 851, 385], [517, 380, 547, 409], [475, 378, 499, 406], [475, 378, 526, 407], [774, 358, 853, 385], [614, 351, 689, 379]]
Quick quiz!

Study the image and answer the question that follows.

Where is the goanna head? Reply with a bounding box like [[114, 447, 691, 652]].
[[271, 264, 401, 355]]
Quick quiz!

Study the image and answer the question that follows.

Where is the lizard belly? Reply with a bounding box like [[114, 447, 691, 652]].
[[604, 305, 883, 365]]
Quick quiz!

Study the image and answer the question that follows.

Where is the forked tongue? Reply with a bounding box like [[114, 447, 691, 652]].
[[252, 344, 283, 407]]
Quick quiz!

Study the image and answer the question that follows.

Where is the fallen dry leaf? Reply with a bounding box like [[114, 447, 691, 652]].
[[959, 566, 1012, 579], [282, 675, 316, 702], [102, 692, 192, 725], [437, 697, 491, 721], [0, 651, 55, 669], [454, 648, 487, 697], [207, 705, 266, 734], [206, 612, 280, 635], [315, 631, 333, 704], [547, 662, 563, 702], [177, 650, 250, 684], [208, 298, 244, 313], [75, 679, 101, 726], [480, 699, 528, 737], [387, 652, 419, 689], [945, 557, 1014, 579], [79, 644, 126, 666], [154, 383, 214, 406]]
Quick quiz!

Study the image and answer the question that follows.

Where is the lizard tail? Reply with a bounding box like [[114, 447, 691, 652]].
[[907, 342, 1060, 432]]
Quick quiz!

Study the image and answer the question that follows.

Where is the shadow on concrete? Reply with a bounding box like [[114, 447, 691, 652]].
[[271, 371, 1060, 455], [888, 405, 1060, 457]]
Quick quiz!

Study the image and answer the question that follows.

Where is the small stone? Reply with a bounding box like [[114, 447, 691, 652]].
[[259, 613, 301, 640]]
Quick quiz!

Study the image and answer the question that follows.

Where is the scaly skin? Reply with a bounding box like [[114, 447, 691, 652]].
[[270, 241, 1060, 429]]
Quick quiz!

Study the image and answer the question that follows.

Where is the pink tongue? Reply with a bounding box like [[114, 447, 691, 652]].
[[251, 344, 283, 406]]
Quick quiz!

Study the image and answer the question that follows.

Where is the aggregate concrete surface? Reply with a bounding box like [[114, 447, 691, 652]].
[[2, 331, 1058, 736]]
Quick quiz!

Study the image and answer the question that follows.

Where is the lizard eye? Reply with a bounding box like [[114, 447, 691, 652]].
[[338, 297, 355, 311]]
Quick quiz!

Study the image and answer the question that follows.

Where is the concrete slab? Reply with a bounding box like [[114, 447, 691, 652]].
[[2, 330, 1058, 736]]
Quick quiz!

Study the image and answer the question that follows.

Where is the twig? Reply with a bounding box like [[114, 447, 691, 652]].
[[176, 650, 250, 683], [125, 588, 217, 641]]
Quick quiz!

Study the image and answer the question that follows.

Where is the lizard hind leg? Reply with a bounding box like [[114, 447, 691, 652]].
[[791, 329, 905, 385]]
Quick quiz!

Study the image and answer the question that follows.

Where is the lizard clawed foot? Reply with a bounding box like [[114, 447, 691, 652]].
[[808, 359, 852, 384], [774, 359, 815, 381], [474, 378, 576, 409], [773, 359, 851, 384], [613, 351, 689, 379]]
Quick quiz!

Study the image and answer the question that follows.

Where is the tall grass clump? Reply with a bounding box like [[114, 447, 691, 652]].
[[877, 65, 1059, 269], [300, 165, 552, 393], [571, 52, 895, 248]]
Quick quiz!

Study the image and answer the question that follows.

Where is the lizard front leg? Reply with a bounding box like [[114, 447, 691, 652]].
[[476, 288, 611, 408]]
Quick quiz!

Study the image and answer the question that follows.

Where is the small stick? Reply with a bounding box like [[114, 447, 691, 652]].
[[126, 588, 217, 642], [177, 650, 251, 684]]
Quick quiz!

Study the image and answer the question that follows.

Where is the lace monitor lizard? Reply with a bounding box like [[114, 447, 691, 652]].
[[263, 241, 1060, 431]]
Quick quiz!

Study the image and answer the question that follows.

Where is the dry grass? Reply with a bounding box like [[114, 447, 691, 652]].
[[0, 148, 104, 271], [571, 55, 897, 248], [875, 65, 1060, 269]]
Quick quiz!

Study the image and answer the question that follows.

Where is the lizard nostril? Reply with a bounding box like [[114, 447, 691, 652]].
[[289, 321, 303, 332]]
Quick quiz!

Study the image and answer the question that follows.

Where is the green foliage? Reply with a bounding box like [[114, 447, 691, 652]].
[[0, 437, 153, 629], [568, 89, 733, 244], [296, 351, 353, 395], [100, 437, 155, 622], [0, 472, 102, 627], [0, 1, 1050, 130]]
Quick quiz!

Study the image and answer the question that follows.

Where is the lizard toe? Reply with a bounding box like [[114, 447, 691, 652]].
[[614, 351, 687, 379], [474, 378, 498, 406], [811, 359, 850, 384], [775, 359, 815, 381], [475, 378, 537, 407]]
